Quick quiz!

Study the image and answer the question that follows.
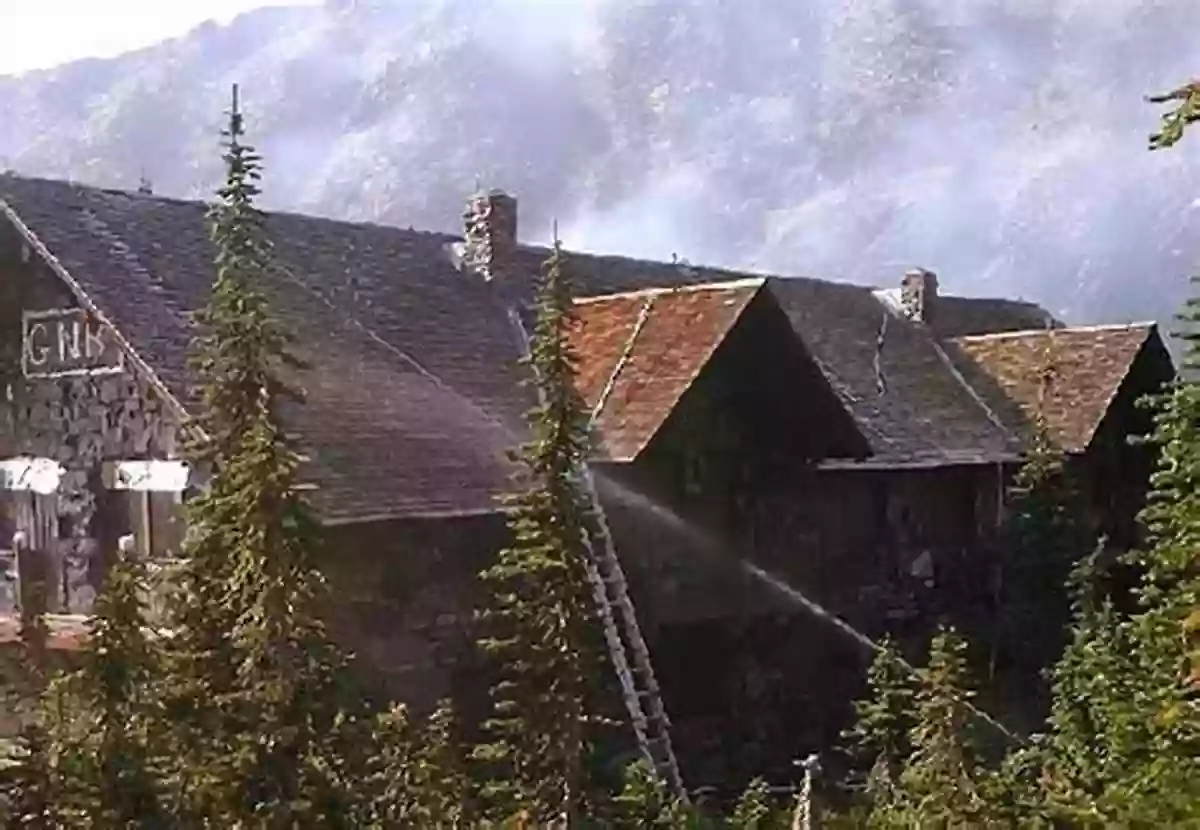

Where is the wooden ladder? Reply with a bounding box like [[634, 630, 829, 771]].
[[506, 307, 687, 802], [576, 466, 687, 800]]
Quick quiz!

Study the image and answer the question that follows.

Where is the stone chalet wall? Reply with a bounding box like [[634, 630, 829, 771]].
[[0, 253, 182, 618], [316, 499, 793, 721], [319, 513, 509, 716]]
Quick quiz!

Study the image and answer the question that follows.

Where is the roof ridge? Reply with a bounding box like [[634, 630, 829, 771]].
[[928, 334, 1016, 444], [0, 171, 458, 243], [0, 174, 1067, 321], [954, 321, 1157, 342], [590, 294, 656, 422], [574, 277, 767, 305]]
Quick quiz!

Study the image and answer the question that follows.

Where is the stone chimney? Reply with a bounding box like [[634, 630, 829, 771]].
[[900, 267, 938, 323], [462, 188, 518, 280]]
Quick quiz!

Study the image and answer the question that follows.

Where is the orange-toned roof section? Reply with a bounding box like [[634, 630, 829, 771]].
[[953, 324, 1155, 452], [569, 279, 765, 461]]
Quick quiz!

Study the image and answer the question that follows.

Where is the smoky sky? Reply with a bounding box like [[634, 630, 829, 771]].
[[1, 0, 1198, 327]]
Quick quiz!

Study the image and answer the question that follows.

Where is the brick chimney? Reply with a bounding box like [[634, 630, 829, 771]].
[[900, 268, 938, 323], [462, 188, 518, 280]]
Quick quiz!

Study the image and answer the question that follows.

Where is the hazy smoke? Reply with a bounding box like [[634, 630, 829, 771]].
[[1, 0, 1198, 326]]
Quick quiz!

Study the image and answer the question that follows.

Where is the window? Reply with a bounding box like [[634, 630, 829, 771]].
[[134, 490, 185, 559], [102, 459, 191, 560]]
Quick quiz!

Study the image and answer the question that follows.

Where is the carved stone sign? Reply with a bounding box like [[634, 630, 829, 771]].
[[21, 308, 125, 378]]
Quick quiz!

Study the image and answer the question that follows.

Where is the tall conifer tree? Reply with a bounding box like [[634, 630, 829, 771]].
[[988, 339, 1086, 728], [475, 239, 610, 825], [163, 84, 356, 826], [893, 629, 992, 828], [1015, 80, 1200, 826]]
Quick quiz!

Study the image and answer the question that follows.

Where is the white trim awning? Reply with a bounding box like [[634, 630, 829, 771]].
[[102, 459, 192, 492], [0, 457, 64, 494]]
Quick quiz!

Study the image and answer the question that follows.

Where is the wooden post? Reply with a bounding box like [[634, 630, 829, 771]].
[[12, 530, 47, 667]]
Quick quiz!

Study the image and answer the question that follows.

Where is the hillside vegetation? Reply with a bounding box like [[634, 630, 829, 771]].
[[1, 0, 1197, 325]]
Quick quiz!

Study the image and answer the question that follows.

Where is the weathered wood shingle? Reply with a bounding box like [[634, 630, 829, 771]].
[[952, 324, 1158, 452], [570, 281, 764, 461]]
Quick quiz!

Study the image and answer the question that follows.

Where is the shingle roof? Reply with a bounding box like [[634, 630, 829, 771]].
[[570, 280, 764, 461], [526, 252, 1026, 464], [765, 278, 1022, 464], [0, 173, 1122, 520], [0, 174, 526, 521], [927, 295, 1059, 338], [951, 324, 1158, 453]]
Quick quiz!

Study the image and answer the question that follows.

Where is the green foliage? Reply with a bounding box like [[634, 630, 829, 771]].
[[0, 600, 63, 829], [847, 630, 1003, 829], [985, 82, 1200, 827], [1, 719, 60, 829], [1147, 81, 1200, 150], [473, 238, 612, 824], [844, 639, 916, 817], [365, 702, 471, 826], [726, 777, 779, 829], [610, 760, 695, 828], [155, 84, 360, 826], [989, 416, 1087, 727], [1015, 83, 1200, 824], [64, 550, 169, 827], [1015, 532, 1199, 825], [894, 629, 993, 828]]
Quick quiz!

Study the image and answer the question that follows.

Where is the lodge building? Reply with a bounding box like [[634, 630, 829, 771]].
[[0, 174, 1174, 789]]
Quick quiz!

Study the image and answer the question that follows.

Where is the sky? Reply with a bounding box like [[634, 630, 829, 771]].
[[0, 0, 319, 75]]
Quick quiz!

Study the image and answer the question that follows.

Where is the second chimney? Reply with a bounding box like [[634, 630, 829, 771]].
[[900, 267, 938, 324], [462, 188, 518, 281]]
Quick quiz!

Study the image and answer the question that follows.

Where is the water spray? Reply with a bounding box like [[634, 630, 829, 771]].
[[595, 473, 1020, 744]]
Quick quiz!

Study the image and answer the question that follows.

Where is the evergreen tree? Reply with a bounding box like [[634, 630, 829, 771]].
[[0, 580, 61, 829], [842, 639, 916, 822], [474, 238, 611, 825], [70, 544, 169, 827], [162, 84, 357, 826], [976, 88, 1200, 824], [159, 84, 273, 822], [846, 618, 1022, 824], [861, 628, 995, 829], [985, 81, 1200, 827], [366, 702, 470, 826], [609, 760, 694, 829], [990, 386, 1085, 727], [1023, 548, 1133, 826], [727, 777, 779, 829]]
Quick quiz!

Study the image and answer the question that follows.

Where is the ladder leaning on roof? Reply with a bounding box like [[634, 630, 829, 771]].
[[505, 306, 688, 802]]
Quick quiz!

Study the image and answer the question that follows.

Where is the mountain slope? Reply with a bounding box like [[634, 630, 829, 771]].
[[1, 0, 1197, 327]]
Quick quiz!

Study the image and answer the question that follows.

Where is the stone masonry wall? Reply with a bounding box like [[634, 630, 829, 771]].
[[12, 372, 181, 614], [0, 251, 182, 617]]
